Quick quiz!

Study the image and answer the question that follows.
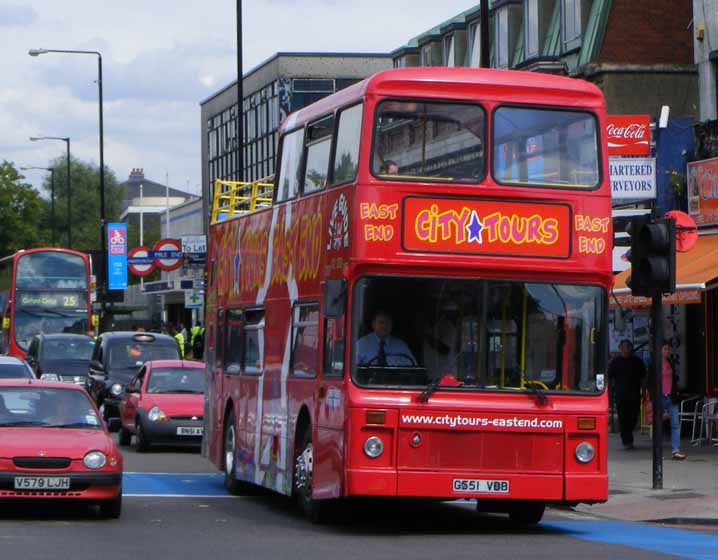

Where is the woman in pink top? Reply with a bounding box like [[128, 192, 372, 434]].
[[662, 341, 686, 460]]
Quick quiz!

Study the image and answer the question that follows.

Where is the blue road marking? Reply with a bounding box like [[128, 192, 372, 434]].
[[123, 473, 228, 496], [545, 521, 718, 560]]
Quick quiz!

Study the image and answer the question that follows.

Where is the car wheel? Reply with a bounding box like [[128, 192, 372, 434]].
[[135, 418, 150, 452], [99, 492, 122, 519], [293, 427, 325, 523], [118, 426, 131, 447], [508, 502, 545, 525]]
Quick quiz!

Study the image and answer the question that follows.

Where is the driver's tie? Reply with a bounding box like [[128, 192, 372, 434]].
[[378, 338, 387, 366]]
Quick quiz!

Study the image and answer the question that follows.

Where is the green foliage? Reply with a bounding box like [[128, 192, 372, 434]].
[[0, 161, 50, 255], [41, 156, 123, 252]]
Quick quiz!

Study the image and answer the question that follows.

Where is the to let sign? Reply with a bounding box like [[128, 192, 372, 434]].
[[606, 114, 651, 156]]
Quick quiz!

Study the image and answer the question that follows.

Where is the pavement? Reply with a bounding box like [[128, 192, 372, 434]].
[[574, 429, 718, 525]]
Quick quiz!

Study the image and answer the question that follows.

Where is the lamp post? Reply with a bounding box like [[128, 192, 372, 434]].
[[29, 48, 106, 304], [29, 136, 70, 248], [20, 166, 56, 246]]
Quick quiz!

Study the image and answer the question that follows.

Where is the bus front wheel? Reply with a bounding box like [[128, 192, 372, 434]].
[[508, 502, 545, 525], [293, 428, 324, 523]]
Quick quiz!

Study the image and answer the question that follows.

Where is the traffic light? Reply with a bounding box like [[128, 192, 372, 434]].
[[625, 216, 676, 297]]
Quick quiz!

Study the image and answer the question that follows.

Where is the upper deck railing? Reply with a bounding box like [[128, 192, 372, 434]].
[[211, 177, 274, 224]]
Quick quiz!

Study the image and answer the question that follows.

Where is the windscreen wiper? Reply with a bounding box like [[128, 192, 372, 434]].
[[524, 381, 549, 405], [417, 377, 442, 403]]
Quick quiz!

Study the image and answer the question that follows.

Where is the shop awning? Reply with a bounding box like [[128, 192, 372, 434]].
[[611, 234, 718, 307]]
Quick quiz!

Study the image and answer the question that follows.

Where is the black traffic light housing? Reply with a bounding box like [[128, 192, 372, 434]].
[[625, 216, 676, 297]]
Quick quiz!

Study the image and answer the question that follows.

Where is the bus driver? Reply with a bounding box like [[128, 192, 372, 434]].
[[357, 310, 416, 366]]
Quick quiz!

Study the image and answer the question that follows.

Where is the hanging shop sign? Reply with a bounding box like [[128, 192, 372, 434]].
[[609, 157, 656, 200], [606, 114, 651, 156], [687, 157, 718, 226]]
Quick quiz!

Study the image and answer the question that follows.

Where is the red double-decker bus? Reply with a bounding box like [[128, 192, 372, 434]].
[[204, 67, 612, 524], [0, 248, 93, 358]]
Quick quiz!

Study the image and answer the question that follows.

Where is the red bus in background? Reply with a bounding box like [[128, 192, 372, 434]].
[[0, 248, 93, 359], [204, 67, 612, 524]]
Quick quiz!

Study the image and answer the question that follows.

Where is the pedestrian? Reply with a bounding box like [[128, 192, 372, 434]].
[[170, 324, 185, 358], [661, 341, 686, 460], [608, 339, 646, 450]]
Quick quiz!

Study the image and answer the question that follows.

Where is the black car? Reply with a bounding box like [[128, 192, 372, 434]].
[[86, 332, 181, 424], [25, 333, 95, 385], [0, 355, 35, 379]]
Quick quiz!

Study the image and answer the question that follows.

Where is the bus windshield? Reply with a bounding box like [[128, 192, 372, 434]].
[[352, 277, 605, 394], [372, 100, 485, 183], [14, 309, 89, 351], [16, 252, 88, 289], [493, 107, 599, 188]]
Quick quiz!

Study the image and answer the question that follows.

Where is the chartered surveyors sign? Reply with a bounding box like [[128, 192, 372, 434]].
[[609, 157, 656, 200]]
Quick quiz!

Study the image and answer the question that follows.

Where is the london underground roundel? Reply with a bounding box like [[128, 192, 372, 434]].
[[128, 246, 155, 276], [153, 238, 183, 271]]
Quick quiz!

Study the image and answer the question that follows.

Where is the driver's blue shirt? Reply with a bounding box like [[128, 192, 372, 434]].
[[357, 333, 415, 366]]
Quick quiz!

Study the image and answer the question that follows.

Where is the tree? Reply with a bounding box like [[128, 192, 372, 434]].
[[41, 156, 123, 252], [0, 161, 50, 255]]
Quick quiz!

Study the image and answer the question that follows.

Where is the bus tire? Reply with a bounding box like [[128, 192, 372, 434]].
[[508, 502, 545, 525], [293, 427, 324, 523], [223, 410, 253, 495]]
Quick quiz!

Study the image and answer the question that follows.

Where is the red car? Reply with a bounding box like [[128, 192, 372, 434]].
[[0, 380, 123, 518], [118, 360, 205, 451]]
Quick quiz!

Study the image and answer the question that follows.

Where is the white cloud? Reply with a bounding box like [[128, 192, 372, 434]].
[[0, 3, 37, 27], [1, 0, 477, 198]]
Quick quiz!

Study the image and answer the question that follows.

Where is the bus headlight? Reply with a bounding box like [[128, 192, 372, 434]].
[[110, 383, 123, 397], [575, 441, 595, 463], [363, 436, 384, 458], [83, 451, 107, 469]]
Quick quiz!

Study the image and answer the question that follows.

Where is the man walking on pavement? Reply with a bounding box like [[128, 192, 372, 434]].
[[608, 339, 647, 450]]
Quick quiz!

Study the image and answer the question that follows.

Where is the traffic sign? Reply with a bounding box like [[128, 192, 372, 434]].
[[153, 238, 183, 271], [128, 246, 155, 276]]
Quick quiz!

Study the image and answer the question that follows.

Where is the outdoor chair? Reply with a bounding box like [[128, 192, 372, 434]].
[[692, 398, 718, 446], [677, 395, 702, 443]]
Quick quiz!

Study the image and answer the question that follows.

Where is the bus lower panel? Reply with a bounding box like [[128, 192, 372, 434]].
[[565, 474, 607, 502]]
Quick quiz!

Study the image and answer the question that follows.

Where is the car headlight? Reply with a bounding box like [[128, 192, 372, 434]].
[[40, 373, 60, 381], [110, 383, 123, 397], [363, 436, 384, 458], [83, 451, 107, 469], [575, 441, 595, 463], [148, 406, 168, 422]]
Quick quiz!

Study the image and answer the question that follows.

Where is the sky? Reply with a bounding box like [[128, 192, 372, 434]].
[[0, 0, 476, 196]]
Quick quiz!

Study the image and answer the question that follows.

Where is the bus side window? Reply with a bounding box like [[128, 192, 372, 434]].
[[303, 115, 334, 194], [276, 128, 305, 203], [331, 103, 363, 187], [224, 309, 243, 375], [242, 309, 264, 376], [215, 310, 225, 371], [291, 303, 320, 378], [323, 315, 345, 378]]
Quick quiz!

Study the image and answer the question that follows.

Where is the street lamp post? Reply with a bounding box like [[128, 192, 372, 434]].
[[29, 48, 106, 304], [20, 166, 56, 246], [29, 136, 70, 248]]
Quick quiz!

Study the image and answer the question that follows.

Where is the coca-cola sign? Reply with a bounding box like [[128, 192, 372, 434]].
[[606, 115, 651, 156]]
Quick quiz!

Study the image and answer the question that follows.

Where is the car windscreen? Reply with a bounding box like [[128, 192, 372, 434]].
[[108, 341, 180, 369], [147, 367, 204, 394], [0, 387, 101, 428], [40, 338, 94, 361], [0, 364, 33, 379]]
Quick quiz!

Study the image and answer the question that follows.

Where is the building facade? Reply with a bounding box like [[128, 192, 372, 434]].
[[199, 52, 392, 220]]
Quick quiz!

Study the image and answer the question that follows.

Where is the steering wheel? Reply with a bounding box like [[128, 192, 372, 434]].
[[365, 352, 418, 367], [524, 379, 549, 391]]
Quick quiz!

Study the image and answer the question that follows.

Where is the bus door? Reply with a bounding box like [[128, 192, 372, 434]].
[[313, 280, 347, 499]]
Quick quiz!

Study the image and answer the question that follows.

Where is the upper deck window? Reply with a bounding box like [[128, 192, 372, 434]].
[[276, 128, 305, 202], [304, 116, 334, 194], [16, 252, 87, 290], [372, 100, 486, 183], [493, 107, 599, 189], [331, 104, 363, 186]]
